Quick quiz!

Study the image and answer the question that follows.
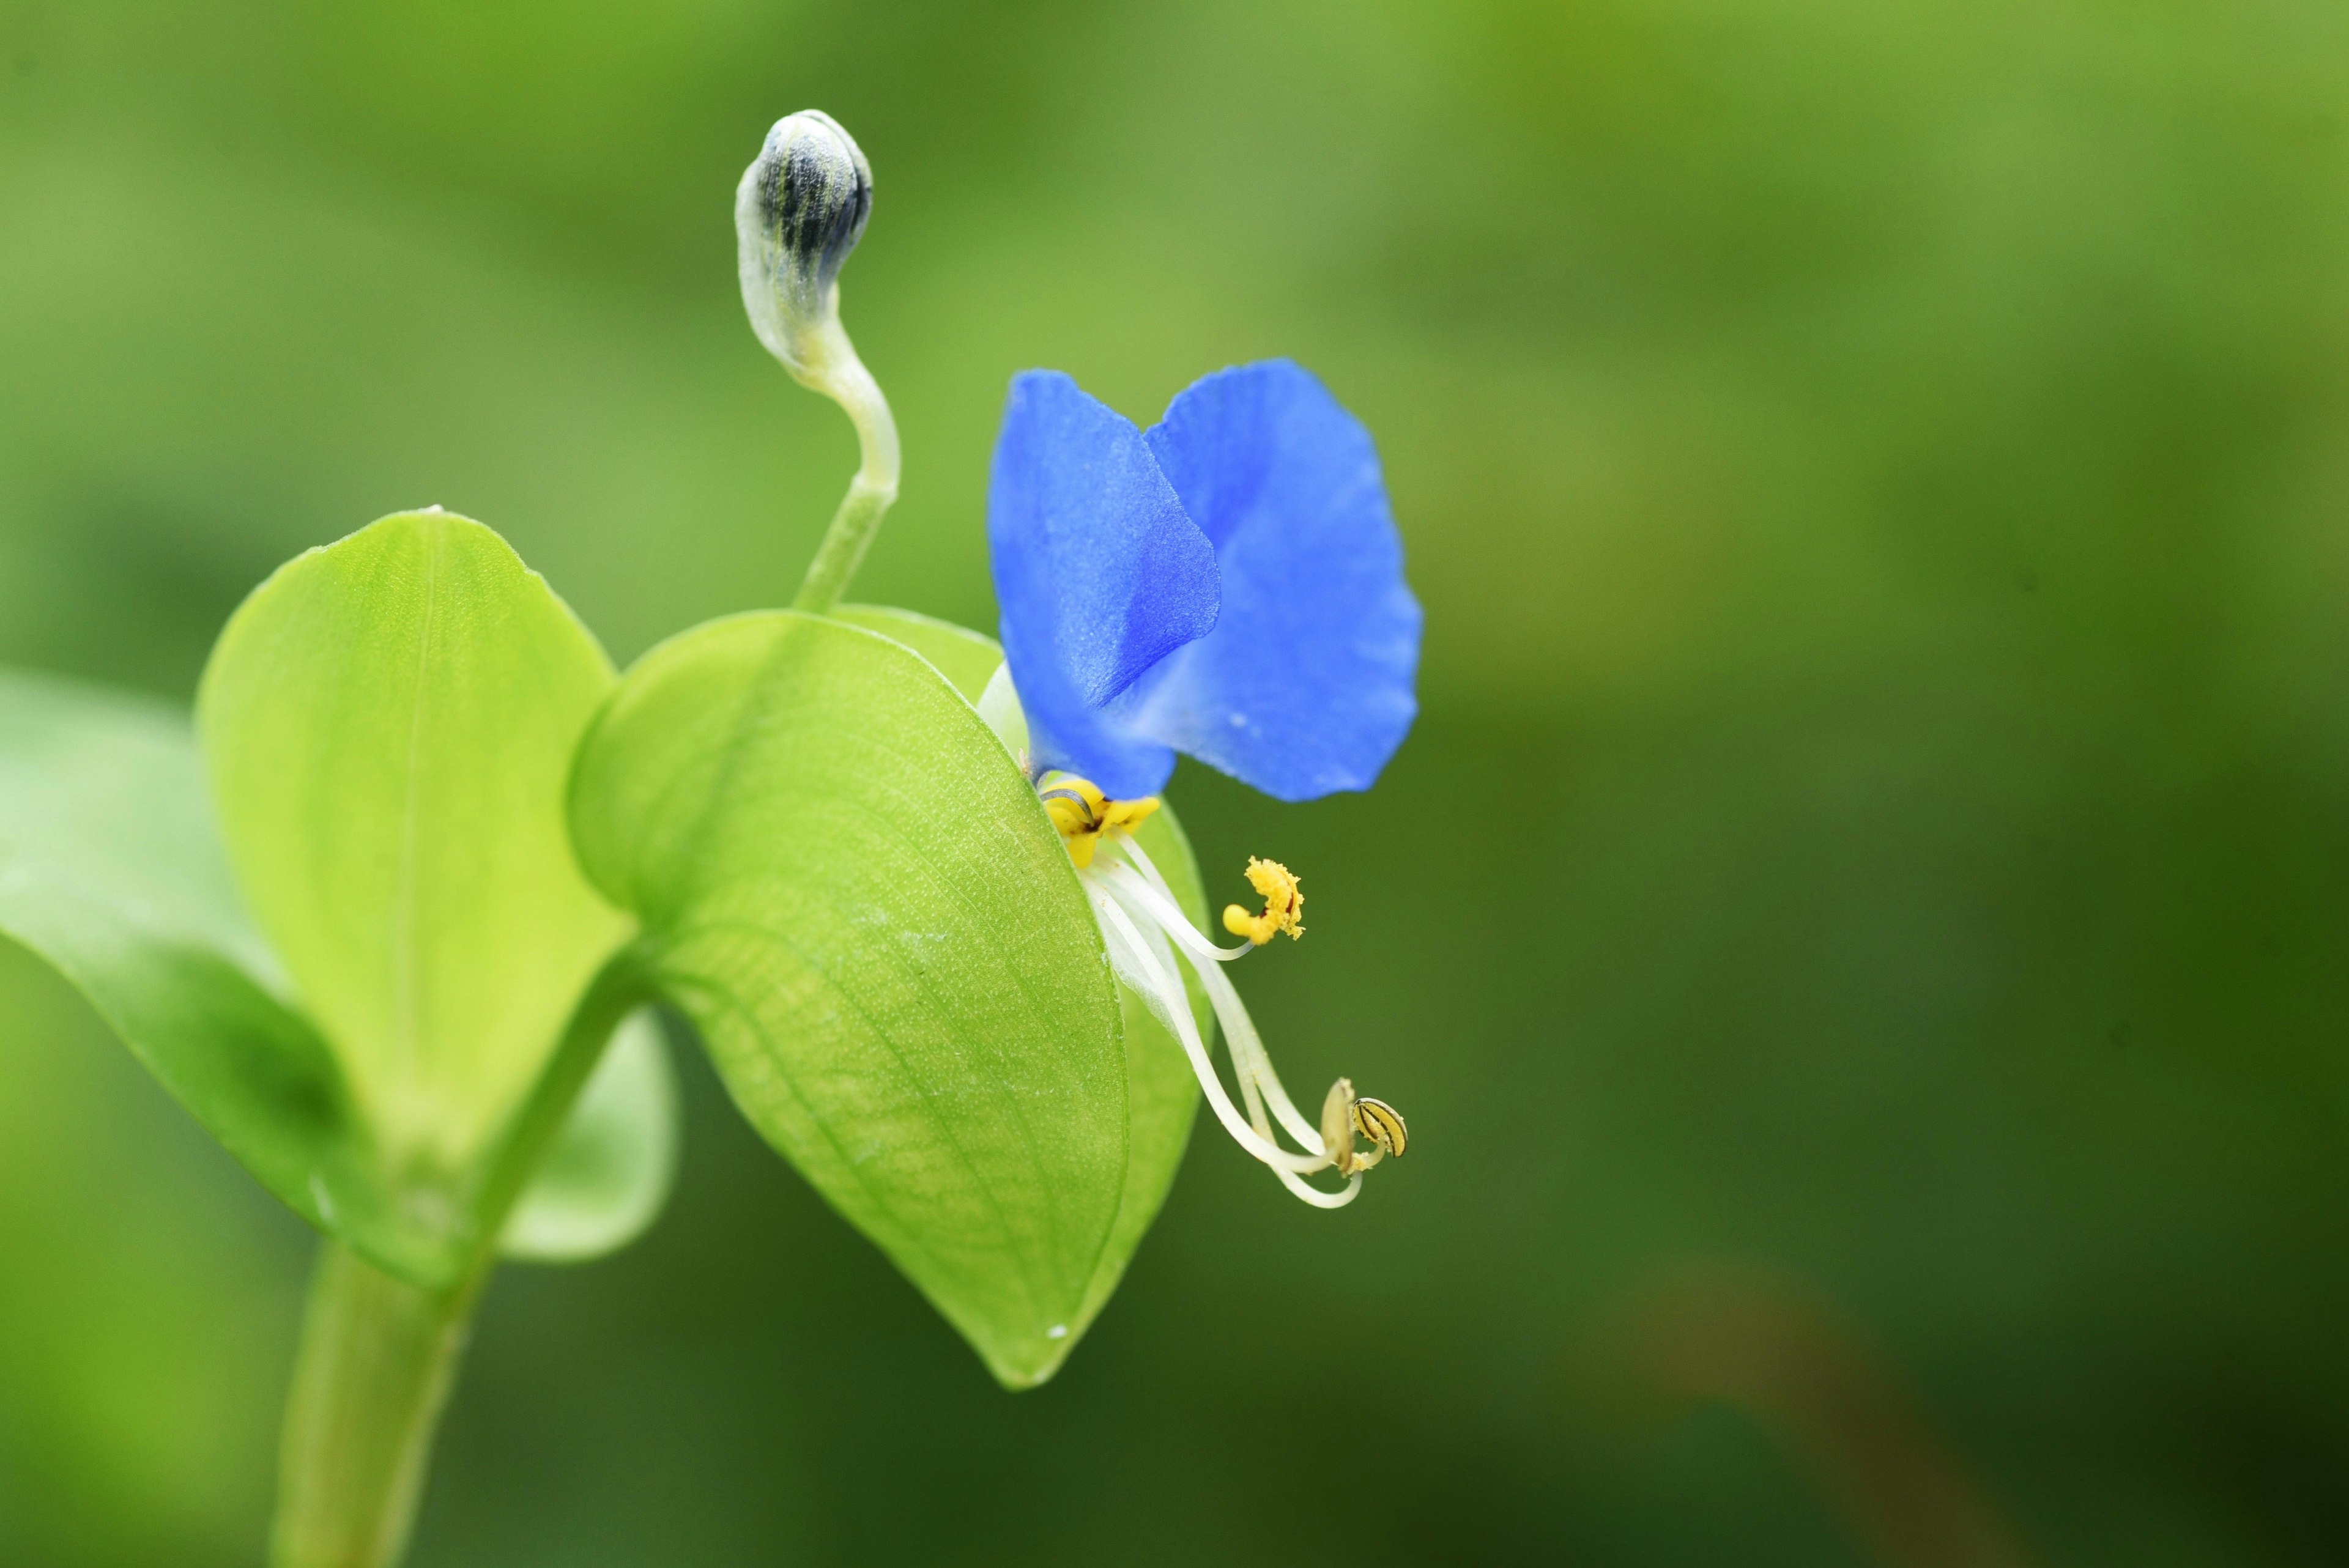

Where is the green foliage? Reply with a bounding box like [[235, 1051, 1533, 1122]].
[[570, 610, 1142, 1385], [0, 659, 685, 1285], [1, 512, 1203, 1388], [196, 511, 633, 1189], [0, 668, 425, 1273]]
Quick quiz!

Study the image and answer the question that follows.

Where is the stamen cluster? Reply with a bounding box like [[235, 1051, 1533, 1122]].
[[1043, 776, 1407, 1208], [1037, 771, 1160, 868]]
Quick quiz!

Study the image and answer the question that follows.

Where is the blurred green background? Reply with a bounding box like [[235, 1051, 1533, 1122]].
[[7, 0, 2349, 1562]]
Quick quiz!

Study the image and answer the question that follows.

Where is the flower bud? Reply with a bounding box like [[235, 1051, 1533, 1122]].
[[737, 110, 873, 372]]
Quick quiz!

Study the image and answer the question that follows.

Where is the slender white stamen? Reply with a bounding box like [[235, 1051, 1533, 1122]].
[[1078, 844, 1370, 1207], [1212, 973, 1360, 1211], [1277, 1166, 1364, 1209], [1192, 952, 1327, 1152], [1097, 860, 1253, 964], [1100, 868, 1298, 1139], [1117, 840, 1256, 961], [1088, 889, 1334, 1177]]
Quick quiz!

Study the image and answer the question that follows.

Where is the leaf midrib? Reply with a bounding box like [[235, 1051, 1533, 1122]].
[[388, 523, 443, 1108]]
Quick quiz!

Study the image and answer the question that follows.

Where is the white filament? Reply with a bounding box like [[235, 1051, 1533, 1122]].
[[1087, 889, 1330, 1177], [1097, 860, 1252, 966], [1110, 843, 1255, 961], [1083, 840, 1360, 1207]]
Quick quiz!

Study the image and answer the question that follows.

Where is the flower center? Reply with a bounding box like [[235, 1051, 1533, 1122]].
[[1037, 771, 1159, 868], [1036, 792, 1409, 1208]]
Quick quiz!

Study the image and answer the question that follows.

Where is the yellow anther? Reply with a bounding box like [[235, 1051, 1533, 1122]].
[[1319, 1078, 1407, 1176], [1037, 772, 1159, 869], [1352, 1096, 1408, 1160], [1222, 856, 1304, 944], [1039, 772, 1106, 836]]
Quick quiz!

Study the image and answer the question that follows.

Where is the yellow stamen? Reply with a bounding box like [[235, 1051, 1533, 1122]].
[[1318, 1078, 1408, 1176], [1222, 856, 1304, 944], [1353, 1096, 1408, 1160], [1038, 771, 1159, 869]]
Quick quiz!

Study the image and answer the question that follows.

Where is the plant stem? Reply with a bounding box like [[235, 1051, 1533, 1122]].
[[270, 1245, 478, 1568], [789, 325, 900, 615], [269, 953, 653, 1568]]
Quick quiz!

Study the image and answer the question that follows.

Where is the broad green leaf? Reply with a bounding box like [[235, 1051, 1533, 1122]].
[[568, 611, 1127, 1386], [832, 604, 1212, 1348], [501, 1007, 680, 1263], [196, 511, 633, 1192], [0, 668, 451, 1281]]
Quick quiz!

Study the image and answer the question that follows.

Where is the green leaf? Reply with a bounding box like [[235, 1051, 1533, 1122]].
[[0, 668, 453, 1281], [196, 511, 633, 1202], [500, 1006, 680, 1263], [568, 610, 1127, 1386]]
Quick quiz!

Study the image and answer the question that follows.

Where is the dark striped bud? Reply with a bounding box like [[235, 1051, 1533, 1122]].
[[737, 111, 873, 369]]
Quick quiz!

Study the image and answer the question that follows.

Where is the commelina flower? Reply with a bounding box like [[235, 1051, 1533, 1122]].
[[982, 361, 1421, 1206]]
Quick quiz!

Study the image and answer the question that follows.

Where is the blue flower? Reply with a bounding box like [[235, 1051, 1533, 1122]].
[[987, 360, 1421, 802], [984, 358, 1419, 1208]]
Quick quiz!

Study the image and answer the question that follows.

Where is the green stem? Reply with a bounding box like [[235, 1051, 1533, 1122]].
[[270, 1246, 478, 1568], [789, 324, 900, 614], [792, 468, 897, 613], [269, 953, 653, 1568]]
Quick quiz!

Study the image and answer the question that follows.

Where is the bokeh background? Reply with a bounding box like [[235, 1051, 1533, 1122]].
[[7, 1, 2349, 1562]]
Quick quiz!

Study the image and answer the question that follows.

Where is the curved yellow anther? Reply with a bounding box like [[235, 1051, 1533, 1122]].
[[1037, 772, 1159, 868], [1318, 1078, 1408, 1176], [1222, 856, 1304, 944], [1353, 1096, 1408, 1160]]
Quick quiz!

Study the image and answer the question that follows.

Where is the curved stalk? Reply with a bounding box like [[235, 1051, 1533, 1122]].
[[269, 952, 653, 1568], [787, 319, 900, 614]]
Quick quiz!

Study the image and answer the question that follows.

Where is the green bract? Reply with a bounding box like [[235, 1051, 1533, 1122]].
[[567, 607, 1204, 1385], [829, 603, 1007, 700], [829, 604, 1209, 1356]]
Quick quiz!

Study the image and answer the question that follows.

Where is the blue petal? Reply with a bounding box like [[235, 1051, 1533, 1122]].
[[1127, 360, 1422, 802], [988, 371, 1219, 798]]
